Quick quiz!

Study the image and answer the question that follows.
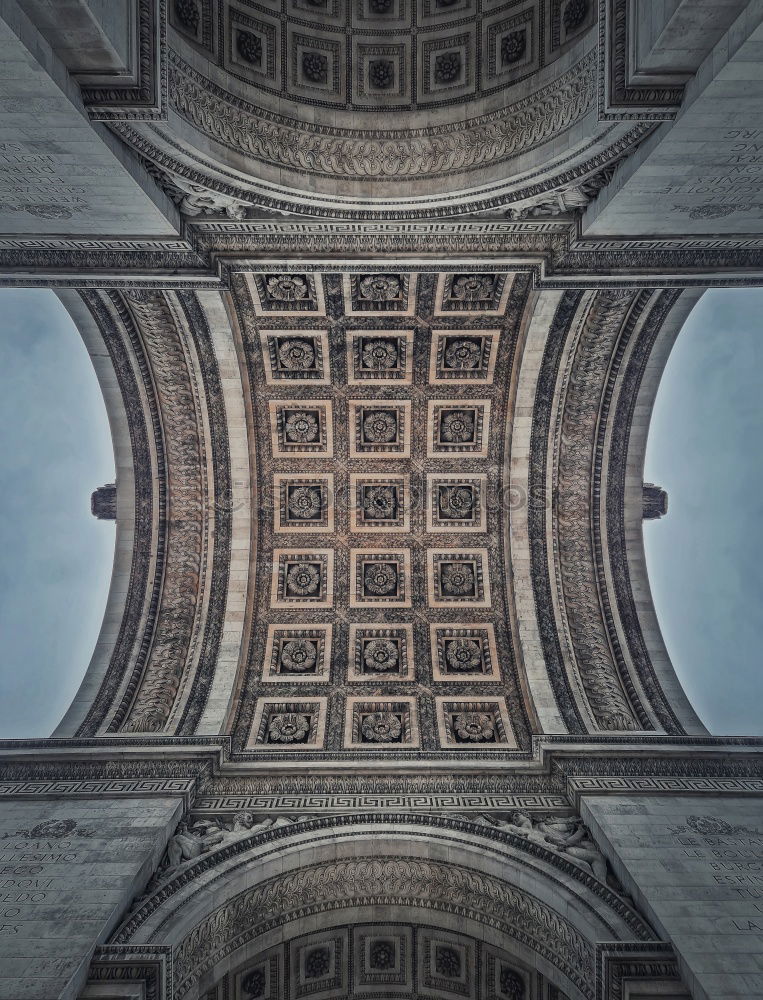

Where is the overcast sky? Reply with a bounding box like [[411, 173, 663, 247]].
[[0, 288, 760, 739], [644, 288, 763, 736], [0, 290, 114, 738]]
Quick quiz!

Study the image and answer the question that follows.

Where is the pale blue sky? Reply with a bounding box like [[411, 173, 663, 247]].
[[0, 288, 760, 738], [644, 288, 763, 736], [0, 290, 114, 738]]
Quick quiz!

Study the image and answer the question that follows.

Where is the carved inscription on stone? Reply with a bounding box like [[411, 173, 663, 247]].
[[583, 795, 763, 999], [0, 798, 180, 1000]]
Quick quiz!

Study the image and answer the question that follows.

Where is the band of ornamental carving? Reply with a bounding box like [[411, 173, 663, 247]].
[[118, 292, 207, 733], [552, 291, 644, 731], [168, 856, 596, 998], [80, 0, 167, 119], [168, 48, 598, 180], [191, 793, 571, 812], [174, 293, 233, 734], [597, 0, 684, 120]]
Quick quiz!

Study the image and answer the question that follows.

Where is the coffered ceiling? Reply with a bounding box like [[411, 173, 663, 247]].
[[170, 0, 595, 117], [229, 268, 534, 756]]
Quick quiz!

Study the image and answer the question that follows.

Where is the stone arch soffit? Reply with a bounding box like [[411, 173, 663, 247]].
[[114, 816, 655, 1000], [50, 289, 142, 738], [524, 287, 707, 737], [54, 289, 232, 739], [617, 288, 708, 735]]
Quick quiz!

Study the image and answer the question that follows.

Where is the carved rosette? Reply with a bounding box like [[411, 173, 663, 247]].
[[119, 291, 208, 733]]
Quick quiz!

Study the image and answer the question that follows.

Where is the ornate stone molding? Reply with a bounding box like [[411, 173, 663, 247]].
[[80, 0, 168, 120], [595, 942, 686, 1000], [553, 290, 645, 731], [604, 290, 689, 733], [597, 0, 683, 120], [3, 223, 763, 285], [166, 853, 597, 998], [167, 47, 598, 183], [193, 792, 570, 813], [86, 945, 171, 1000], [174, 293, 232, 734], [117, 109, 652, 220], [113, 292, 207, 733], [75, 291, 166, 736]]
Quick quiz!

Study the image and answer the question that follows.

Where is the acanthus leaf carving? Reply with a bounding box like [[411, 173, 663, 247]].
[[118, 291, 206, 734]]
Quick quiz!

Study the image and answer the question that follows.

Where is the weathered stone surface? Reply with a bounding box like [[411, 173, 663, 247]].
[[583, 795, 763, 1000], [0, 797, 181, 1000]]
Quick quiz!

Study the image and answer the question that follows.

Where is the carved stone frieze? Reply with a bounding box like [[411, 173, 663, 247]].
[[117, 292, 207, 733], [167, 48, 598, 182], [550, 291, 653, 731], [505, 159, 624, 219]]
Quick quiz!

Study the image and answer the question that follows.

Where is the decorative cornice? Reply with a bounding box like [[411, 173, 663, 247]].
[[86, 946, 171, 1000], [3, 224, 763, 286], [597, 0, 683, 120], [595, 942, 685, 1000]]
